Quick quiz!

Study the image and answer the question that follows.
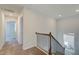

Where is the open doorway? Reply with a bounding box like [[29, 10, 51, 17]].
[[4, 14, 23, 46], [5, 21, 17, 43], [4, 14, 18, 45], [0, 10, 24, 54]]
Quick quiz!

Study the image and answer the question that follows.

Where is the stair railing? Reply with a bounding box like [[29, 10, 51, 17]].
[[36, 32, 65, 55]]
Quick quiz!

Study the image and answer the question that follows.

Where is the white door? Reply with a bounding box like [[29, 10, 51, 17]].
[[5, 21, 17, 42]]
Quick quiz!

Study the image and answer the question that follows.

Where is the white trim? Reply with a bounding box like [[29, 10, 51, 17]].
[[36, 46, 48, 55], [23, 42, 35, 50], [17, 15, 23, 45], [0, 43, 4, 50], [1, 10, 5, 49]]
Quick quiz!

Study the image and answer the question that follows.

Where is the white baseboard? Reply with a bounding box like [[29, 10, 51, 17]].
[[23, 42, 35, 50], [36, 46, 48, 55], [0, 43, 5, 50]]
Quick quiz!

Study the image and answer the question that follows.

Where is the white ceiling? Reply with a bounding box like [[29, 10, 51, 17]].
[[0, 4, 23, 13], [21, 4, 79, 19], [1, 4, 79, 19]]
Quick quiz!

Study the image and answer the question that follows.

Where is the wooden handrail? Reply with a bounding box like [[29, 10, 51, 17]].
[[35, 32, 49, 36], [36, 32, 64, 49], [36, 32, 64, 55], [36, 32, 52, 55], [50, 34, 64, 49]]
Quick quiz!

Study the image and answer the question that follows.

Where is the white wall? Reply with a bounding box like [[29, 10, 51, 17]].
[[23, 8, 56, 50], [56, 14, 79, 54], [0, 10, 5, 49]]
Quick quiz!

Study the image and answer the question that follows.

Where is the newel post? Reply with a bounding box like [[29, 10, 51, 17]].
[[48, 32, 52, 55]]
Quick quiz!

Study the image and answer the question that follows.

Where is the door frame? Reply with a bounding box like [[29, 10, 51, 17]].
[[18, 15, 23, 46], [5, 20, 17, 42], [4, 15, 18, 43]]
